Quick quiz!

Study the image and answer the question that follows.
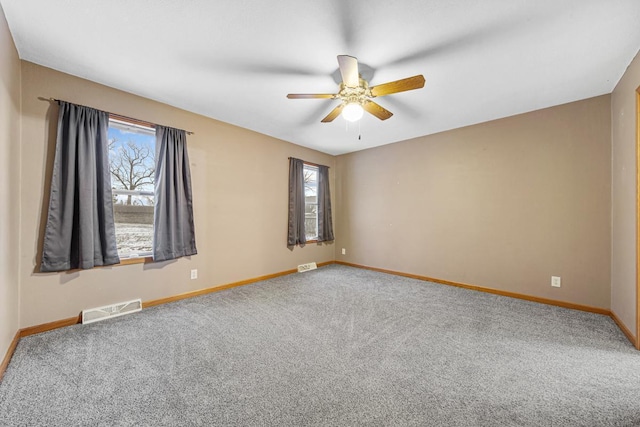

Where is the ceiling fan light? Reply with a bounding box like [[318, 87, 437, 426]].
[[342, 103, 364, 122]]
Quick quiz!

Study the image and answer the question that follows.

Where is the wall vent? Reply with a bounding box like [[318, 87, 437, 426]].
[[82, 299, 142, 324], [298, 262, 317, 273]]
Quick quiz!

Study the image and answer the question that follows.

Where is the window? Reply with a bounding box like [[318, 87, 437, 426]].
[[287, 157, 333, 247], [108, 118, 156, 259], [304, 163, 318, 241], [41, 100, 196, 271]]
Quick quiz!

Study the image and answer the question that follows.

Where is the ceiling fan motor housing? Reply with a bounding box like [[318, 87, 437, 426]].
[[339, 78, 371, 106]]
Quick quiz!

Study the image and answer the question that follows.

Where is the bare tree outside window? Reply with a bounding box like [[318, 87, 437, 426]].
[[108, 138, 155, 205], [304, 169, 316, 193]]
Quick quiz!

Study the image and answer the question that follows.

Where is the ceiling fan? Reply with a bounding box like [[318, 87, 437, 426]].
[[287, 55, 425, 123]]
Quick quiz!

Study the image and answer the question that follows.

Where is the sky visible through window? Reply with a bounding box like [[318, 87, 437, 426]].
[[108, 125, 153, 146]]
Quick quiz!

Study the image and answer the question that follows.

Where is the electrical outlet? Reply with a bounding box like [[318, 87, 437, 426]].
[[341, 248, 346, 255], [191, 269, 198, 280], [551, 276, 561, 288]]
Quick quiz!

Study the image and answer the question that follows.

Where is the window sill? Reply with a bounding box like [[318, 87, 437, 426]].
[[117, 256, 153, 266], [301, 239, 326, 245], [50, 255, 153, 273]]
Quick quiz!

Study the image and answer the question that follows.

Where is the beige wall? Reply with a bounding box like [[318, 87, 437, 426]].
[[19, 62, 335, 328], [336, 96, 611, 309], [0, 4, 21, 359], [611, 49, 640, 340]]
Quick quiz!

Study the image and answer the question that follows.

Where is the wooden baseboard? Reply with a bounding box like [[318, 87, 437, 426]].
[[144, 269, 284, 307], [20, 315, 82, 338], [610, 310, 638, 347], [143, 261, 333, 308], [0, 330, 20, 381], [335, 261, 611, 316]]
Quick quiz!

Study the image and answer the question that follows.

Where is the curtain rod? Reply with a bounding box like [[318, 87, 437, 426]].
[[288, 157, 330, 169], [48, 98, 194, 135]]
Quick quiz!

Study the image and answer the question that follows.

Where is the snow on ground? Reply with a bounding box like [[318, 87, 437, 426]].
[[115, 223, 153, 256]]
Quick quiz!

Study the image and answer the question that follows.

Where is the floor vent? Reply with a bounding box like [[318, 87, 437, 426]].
[[82, 299, 142, 324], [298, 262, 317, 273]]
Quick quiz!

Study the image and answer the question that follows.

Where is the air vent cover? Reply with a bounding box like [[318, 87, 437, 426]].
[[82, 299, 142, 324], [298, 262, 317, 273]]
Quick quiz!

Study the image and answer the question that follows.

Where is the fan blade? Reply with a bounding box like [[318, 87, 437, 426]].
[[337, 55, 359, 87], [370, 75, 425, 97], [287, 93, 337, 99], [363, 101, 393, 120], [321, 104, 345, 123]]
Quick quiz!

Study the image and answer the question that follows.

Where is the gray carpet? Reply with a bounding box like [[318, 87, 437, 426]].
[[1, 265, 639, 426]]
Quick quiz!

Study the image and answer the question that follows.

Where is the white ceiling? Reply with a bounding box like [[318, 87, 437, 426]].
[[2, 1, 640, 155]]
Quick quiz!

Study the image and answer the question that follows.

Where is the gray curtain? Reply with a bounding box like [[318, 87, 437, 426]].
[[153, 125, 197, 262], [40, 101, 120, 272], [287, 157, 306, 246], [317, 165, 334, 242]]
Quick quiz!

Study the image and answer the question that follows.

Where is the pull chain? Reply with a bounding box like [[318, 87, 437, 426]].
[[344, 119, 362, 140]]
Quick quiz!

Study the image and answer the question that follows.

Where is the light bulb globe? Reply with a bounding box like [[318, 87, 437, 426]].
[[342, 103, 364, 122]]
